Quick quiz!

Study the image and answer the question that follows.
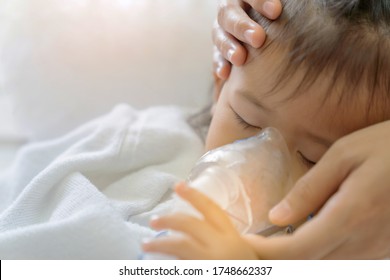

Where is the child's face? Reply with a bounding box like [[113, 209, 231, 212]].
[[206, 48, 375, 171]]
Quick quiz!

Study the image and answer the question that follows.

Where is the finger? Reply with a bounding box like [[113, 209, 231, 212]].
[[213, 46, 232, 80], [269, 140, 360, 225], [217, 4, 266, 48], [246, 206, 347, 259], [142, 235, 206, 260], [258, 162, 373, 259], [244, 0, 283, 20], [175, 182, 236, 232], [213, 20, 248, 66], [263, 156, 386, 259], [149, 213, 216, 245], [322, 161, 390, 259]]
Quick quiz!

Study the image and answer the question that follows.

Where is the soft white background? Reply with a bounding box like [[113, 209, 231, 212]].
[[0, 0, 217, 171]]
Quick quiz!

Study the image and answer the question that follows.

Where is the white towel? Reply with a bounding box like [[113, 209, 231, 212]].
[[0, 104, 204, 259]]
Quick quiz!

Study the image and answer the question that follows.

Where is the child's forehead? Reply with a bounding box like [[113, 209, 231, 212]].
[[244, 0, 390, 128], [237, 50, 389, 140], [245, 41, 389, 118]]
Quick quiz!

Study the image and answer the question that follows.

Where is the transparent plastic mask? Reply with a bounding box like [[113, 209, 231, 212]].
[[178, 127, 303, 234]]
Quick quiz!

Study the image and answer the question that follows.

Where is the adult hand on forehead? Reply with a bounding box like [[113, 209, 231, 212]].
[[251, 120, 390, 259], [213, 0, 282, 79]]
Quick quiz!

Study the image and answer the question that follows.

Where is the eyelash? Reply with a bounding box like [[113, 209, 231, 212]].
[[232, 108, 315, 167], [233, 110, 261, 130], [298, 152, 316, 168]]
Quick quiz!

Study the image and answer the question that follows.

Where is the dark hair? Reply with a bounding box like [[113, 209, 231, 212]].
[[249, 0, 390, 122]]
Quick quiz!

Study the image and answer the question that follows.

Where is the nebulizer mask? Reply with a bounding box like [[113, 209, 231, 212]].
[[141, 127, 305, 259], [178, 127, 303, 235]]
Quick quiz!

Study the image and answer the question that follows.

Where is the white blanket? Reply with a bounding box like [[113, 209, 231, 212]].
[[0, 104, 204, 259]]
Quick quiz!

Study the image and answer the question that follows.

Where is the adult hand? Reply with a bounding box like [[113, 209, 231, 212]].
[[142, 182, 258, 259], [213, 0, 282, 79], [249, 120, 390, 259]]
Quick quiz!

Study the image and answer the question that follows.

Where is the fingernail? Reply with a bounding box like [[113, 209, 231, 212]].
[[244, 29, 255, 46], [263, 1, 276, 18], [269, 201, 291, 222], [175, 182, 189, 193], [150, 215, 160, 227], [142, 237, 152, 244], [227, 49, 235, 62], [216, 64, 223, 78], [150, 214, 159, 221]]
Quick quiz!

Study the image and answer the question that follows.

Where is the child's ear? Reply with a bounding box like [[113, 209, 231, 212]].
[[211, 73, 225, 115]]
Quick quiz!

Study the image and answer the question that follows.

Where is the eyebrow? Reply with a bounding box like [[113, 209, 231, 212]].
[[237, 90, 274, 113]]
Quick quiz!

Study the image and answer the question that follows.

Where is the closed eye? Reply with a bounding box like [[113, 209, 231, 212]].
[[232, 108, 262, 130], [298, 151, 316, 168]]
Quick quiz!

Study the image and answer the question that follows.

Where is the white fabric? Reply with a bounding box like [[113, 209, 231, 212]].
[[0, 104, 204, 259]]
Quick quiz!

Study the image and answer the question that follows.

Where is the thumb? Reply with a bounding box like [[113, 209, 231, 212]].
[[269, 145, 353, 225]]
